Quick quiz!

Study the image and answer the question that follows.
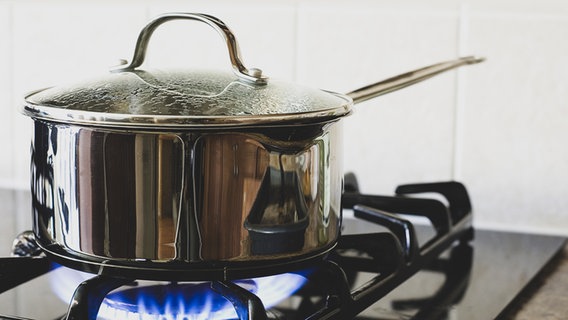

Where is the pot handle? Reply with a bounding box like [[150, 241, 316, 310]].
[[110, 13, 268, 85], [347, 56, 485, 104]]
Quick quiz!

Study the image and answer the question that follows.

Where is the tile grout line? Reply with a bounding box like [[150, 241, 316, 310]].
[[452, 3, 470, 182]]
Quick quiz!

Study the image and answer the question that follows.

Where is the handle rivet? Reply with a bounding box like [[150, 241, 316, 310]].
[[248, 68, 263, 78]]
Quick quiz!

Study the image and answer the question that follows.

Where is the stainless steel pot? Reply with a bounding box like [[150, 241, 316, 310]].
[[22, 13, 482, 280]]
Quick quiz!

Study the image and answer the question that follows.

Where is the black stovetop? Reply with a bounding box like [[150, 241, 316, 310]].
[[0, 185, 565, 319], [348, 223, 565, 319]]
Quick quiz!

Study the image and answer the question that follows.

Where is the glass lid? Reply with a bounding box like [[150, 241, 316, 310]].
[[22, 13, 352, 128]]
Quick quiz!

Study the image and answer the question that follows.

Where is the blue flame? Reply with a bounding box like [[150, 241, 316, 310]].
[[100, 281, 251, 319], [50, 267, 308, 319]]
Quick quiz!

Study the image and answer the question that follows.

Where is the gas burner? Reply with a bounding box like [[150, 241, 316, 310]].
[[48, 269, 309, 319], [2, 178, 474, 320]]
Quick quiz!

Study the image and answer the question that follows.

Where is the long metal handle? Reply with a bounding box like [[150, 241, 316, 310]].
[[110, 12, 268, 85], [347, 56, 484, 104]]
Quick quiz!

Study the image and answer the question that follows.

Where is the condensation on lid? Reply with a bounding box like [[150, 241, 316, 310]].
[[23, 69, 352, 128]]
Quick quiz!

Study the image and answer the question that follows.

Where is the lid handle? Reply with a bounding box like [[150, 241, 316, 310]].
[[110, 13, 268, 85]]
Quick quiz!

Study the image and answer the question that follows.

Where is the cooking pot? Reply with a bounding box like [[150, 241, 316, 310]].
[[22, 13, 482, 280]]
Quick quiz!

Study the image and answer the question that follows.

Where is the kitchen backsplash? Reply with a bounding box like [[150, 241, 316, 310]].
[[0, 0, 566, 237]]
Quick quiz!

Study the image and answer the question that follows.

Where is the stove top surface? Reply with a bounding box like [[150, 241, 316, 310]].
[[356, 225, 565, 319]]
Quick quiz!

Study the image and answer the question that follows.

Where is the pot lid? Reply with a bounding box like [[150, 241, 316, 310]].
[[23, 69, 351, 128], [22, 13, 352, 128]]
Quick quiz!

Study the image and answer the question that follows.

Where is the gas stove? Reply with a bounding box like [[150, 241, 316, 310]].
[[0, 176, 564, 319]]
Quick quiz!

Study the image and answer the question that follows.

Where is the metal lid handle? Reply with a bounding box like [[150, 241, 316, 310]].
[[111, 12, 268, 85]]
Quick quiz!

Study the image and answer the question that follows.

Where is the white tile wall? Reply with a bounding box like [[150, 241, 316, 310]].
[[296, 2, 460, 196], [460, 7, 568, 234], [0, 0, 566, 247]]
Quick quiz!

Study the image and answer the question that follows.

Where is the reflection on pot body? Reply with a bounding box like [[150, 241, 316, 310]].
[[30, 120, 342, 263]]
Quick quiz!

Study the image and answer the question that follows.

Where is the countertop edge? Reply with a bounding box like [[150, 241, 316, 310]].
[[500, 241, 568, 319]]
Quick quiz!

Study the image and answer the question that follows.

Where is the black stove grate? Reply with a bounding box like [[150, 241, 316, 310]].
[[275, 237, 473, 319], [1, 178, 473, 320]]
